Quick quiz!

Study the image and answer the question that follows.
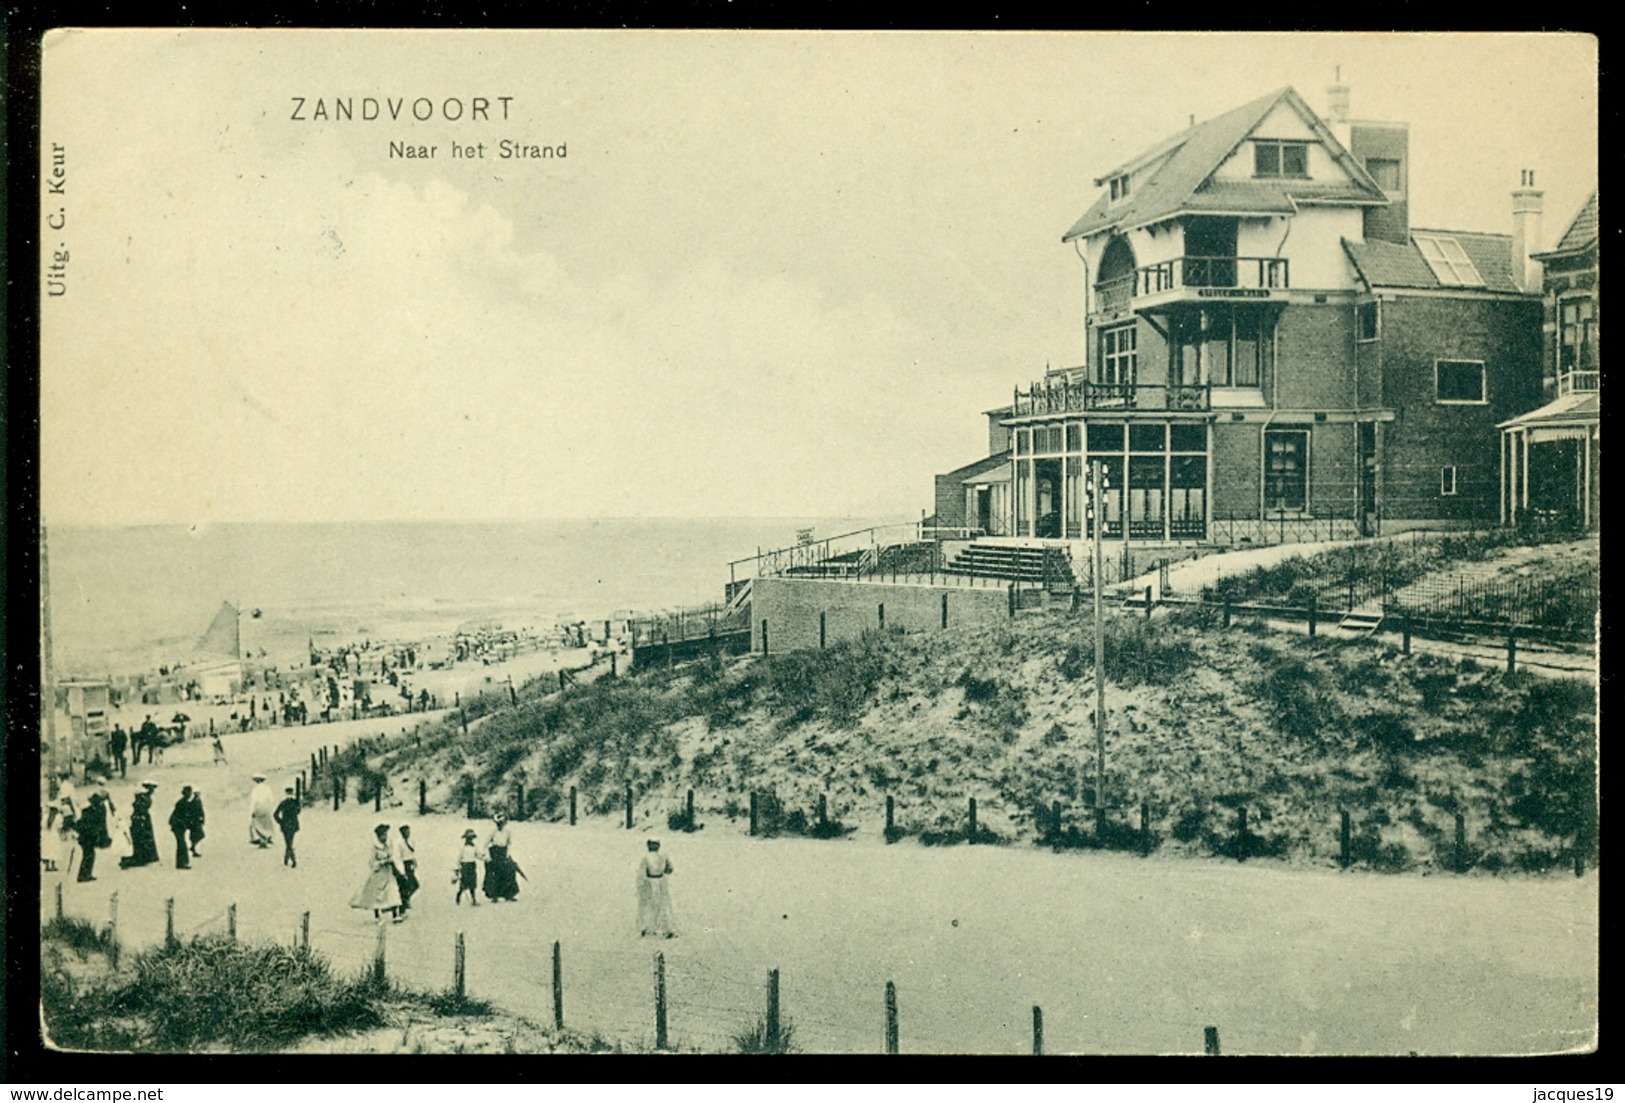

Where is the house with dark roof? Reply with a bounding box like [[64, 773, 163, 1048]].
[[933, 80, 1547, 549], [1499, 190, 1599, 531]]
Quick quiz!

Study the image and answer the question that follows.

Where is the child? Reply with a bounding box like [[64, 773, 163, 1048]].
[[454, 829, 483, 906]]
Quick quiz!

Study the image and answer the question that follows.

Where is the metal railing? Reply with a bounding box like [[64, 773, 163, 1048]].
[[728, 523, 926, 582], [1011, 378, 1210, 416], [1095, 255, 1289, 309]]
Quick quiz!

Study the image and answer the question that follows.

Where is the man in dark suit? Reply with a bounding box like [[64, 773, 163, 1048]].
[[75, 792, 110, 882], [273, 786, 301, 868], [169, 786, 196, 869]]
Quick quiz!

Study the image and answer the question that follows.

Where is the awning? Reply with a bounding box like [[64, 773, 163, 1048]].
[[1525, 426, 1597, 444]]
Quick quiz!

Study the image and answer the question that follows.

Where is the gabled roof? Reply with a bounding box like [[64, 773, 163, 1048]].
[[1342, 230, 1526, 294], [1063, 87, 1387, 243], [1533, 190, 1598, 259]]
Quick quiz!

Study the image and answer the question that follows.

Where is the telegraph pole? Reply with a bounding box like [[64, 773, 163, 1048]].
[[1092, 461, 1108, 835]]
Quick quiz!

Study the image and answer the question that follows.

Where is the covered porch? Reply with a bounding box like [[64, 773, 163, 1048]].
[[1499, 388, 1599, 532]]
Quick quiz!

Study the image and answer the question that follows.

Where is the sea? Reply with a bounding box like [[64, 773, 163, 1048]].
[[44, 517, 907, 678]]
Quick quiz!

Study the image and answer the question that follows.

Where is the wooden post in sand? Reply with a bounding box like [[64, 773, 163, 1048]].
[[373, 923, 387, 988], [166, 898, 176, 948], [654, 951, 669, 1050], [885, 795, 895, 836], [967, 797, 978, 842], [885, 981, 899, 1054], [569, 787, 577, 825], [300, 910, 310, 954], [766, 968, 781, 1051], [552, 941, 565, 1029], [1204, 1026, 1221, 1056], [454, 932, 466, 999], [1031, 1006, 1044, 1055], [107, 892, 120, 970], [624, 783, 634, 829], [55, 883, 63, 921], [749, 792, 759, 836], [227, 902, 237, 942]]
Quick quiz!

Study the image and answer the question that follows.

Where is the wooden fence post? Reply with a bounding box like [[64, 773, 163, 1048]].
[[227, 902, 237, 942], [1204, 1026, 1221, 1056], [968, 797, 978, 842], [1340, 810, 1352, 868], [750, 792, 759, 836], [300, 910, 310, 954], [419, 779, 427, 815], [886, 795, 895, 835], [1308, 595, 1317, 637], [1455, 812, 1468, 872], [466, 777, 475, 820], [761, 620, 769, 656], [686, 788, 695, 829], [569, 787, 577, 826], [1032, 1005, 1044, 1056], [625, 783, 634, 829], [1145, 585, 1153, 620], [1506, 629, 1517, 675], [1402, 617, 1412, 655], [166, 897, 176, 948], [1140, 800, 1151, 855], [819, 611, 826, 650], [818, 793, 828, 830], [1222, 599, 1231, 629], [941, 593, 950, 629], [552, 941, 565, 1030], [885, 981, 899, 1054], [373, 923, 387, 988], [1236, 806, 1248, 853], [878, 603, 885, 630], [455, 932, 466, 999], [375, 785, 382, 813], [516, 780, 526, 820], [654, 951, 669, 1050], [55, 882, 63, 921], [766, 968, 781, 1051], [311, 752, 319, 779], [107, 892, 120, 970], [333, 776, 342, 811]]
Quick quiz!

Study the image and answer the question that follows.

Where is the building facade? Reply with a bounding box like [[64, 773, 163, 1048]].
[[1499, 190, 1599, 531], [937, 84, 1548, 549]]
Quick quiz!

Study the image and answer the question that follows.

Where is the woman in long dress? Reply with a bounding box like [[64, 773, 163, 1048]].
[[636, 839, 676, 938], [248, 775, 276, 848], [482, 813, 520, 902], [349, 823, 403, 922], [121, 783, 161, 868]]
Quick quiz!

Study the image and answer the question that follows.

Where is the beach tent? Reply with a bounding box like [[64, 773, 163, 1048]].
[[193, 602, 242, 698]]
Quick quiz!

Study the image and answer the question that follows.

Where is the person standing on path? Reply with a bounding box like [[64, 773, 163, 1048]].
[[393, 825, 419, 914], [350, 823, 403, 923], [75, 792, 111, 883], [169, 786, 197, 869], [636, 838, 676, 938], [212, 734, 227, 765], [139, 715, 160, 765], [187, 789, 207, 857], [274, 786, 301, 868], [248, 774, 276, 848], [482, 812, 520, 902], [454, 830, 483, 906], [120, 782, 160, 868], [109, 725, 129, 778]]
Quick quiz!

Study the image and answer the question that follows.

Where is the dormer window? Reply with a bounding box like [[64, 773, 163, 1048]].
[[1253, 140, 1309, 178], [1109, 174, 1131, 203]]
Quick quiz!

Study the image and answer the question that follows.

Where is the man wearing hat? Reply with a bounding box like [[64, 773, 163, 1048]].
[[454, 829, 483, 906], [169, 786, 198, 869], [120, 782, 161, 869], [274, 785, 302, 868], [74, 792, 112, 883], [248, 774, 276, 848]]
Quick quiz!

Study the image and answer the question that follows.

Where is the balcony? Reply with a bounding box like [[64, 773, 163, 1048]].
[[1095, 255, 1290, 313], [1012, 377, 1210, 417], [1557, 370, 1599, 397]]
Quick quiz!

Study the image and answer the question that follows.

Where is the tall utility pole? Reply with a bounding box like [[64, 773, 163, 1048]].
[[1092, 461, 1108, 835], [41, 524, 60, 775]]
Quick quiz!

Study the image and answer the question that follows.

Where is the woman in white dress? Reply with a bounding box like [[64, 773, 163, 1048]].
[[349, 823, 403, 922], [636, 838, 676, 938]]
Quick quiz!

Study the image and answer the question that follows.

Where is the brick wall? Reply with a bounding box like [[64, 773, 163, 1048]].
[[751, 577, 1012, 654], [1379, 294, 1543, 523], [1211, 421, 1260, 520], [1273, 301, 1357, 409]]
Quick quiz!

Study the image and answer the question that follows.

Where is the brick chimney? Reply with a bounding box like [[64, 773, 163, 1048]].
[[1511, 168, 1545, 293], [1325, 69, 1352, 148]]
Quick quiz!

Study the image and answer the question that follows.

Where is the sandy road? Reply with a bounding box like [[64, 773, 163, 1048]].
[[41, 716, 1597, 1056]]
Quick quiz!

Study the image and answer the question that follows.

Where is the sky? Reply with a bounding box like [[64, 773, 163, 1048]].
[[38, 30, 1598, 525]]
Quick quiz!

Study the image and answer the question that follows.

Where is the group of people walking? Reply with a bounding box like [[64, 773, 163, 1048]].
[[349, 810, 677, 937]]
